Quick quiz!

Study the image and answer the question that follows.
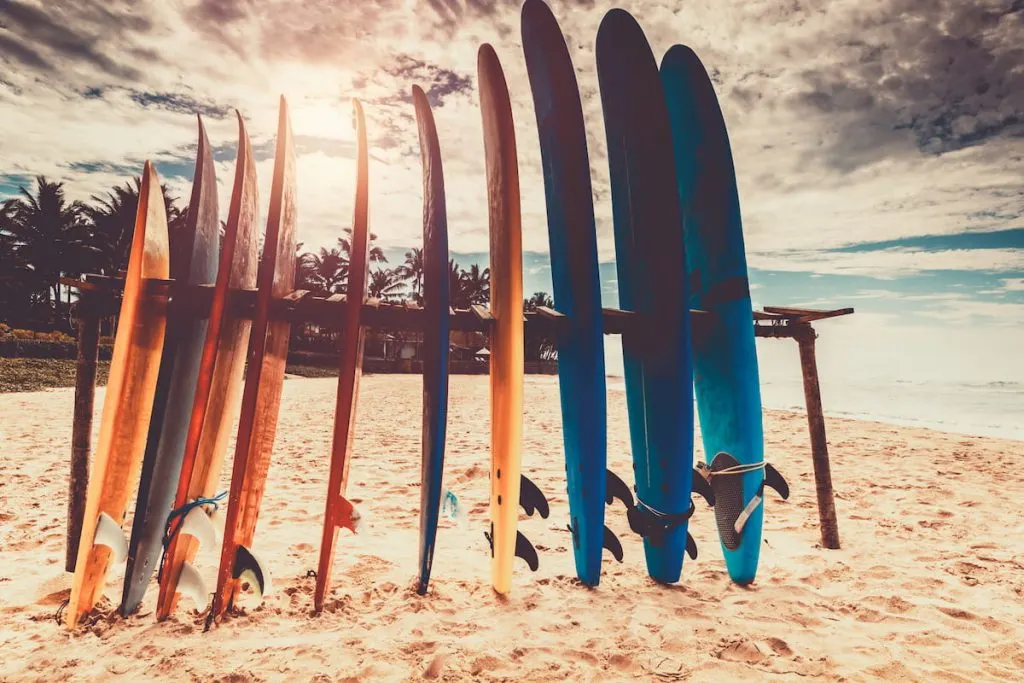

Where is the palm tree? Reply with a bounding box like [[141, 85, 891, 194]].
[[81, 177, 182, 278], [2, 176, 92, 315], [524, 292, 554, 311], [396, 247, 424, 304], [338, 227, 386, 265], [306, 247, 347, 295], [448, 259, 469, 309], [294, 242, 320, 292], [368, 267, 406, 301], [524, 291, 557, 361], [461, 264, 490, 305]]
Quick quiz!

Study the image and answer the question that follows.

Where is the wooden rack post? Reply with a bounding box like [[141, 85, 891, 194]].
[[795, 324, 841, 549], [59, 275, 852, 566], [66, 296, 101, 572]]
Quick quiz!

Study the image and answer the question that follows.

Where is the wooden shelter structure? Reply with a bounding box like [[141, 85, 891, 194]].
[[60, 274, 852, 573]]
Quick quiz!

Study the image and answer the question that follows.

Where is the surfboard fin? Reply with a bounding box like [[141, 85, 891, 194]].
[[232, 545, 272, 598], [176, 561, 208, 609], [94, 511, 128, 563], [605, 470, 634, 509], [334, 496, 363, 534], [515, 531, 540, 571], [603, 525, 624, 562], [519, 475, 550, 518], [691, 468, 715, 507], [180, 505, 218, 550], [764, 464, 790, 500], [686, 532, 698, 560]]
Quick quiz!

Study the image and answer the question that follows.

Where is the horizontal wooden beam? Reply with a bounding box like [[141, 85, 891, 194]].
[[762, 305, 855, 323], [60, 275, 850, 340]]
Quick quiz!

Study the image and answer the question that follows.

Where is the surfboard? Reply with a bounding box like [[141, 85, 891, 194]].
[[478, 44, 548, 594], [120, 116, 219, 616], [65, 161, 170, 628], [210, 96, 299, 620], [660, 45, 788, 585], [412, 85, 450, 596], [155, 112, 261, 619], [313, 99, 370, 613], [596, 9, 707, 584], [521, 0, 624, 586]]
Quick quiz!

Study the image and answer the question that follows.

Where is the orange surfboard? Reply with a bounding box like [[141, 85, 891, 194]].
[[479, 45, 547, 594], [313, 99, 371, 612], [65, 162, 170, 628], [210, 96, 299, 621], [155, 112, 261, 619]]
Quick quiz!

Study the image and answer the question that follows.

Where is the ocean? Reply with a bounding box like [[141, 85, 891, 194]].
[[598, 337, 1023, 442]]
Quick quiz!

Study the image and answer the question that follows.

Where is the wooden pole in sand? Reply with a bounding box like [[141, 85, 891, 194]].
[[66, 300, 100, 572], [794, 323, 841, 549]]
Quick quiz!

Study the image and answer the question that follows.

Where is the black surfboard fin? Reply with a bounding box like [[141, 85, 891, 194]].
[[605, 470, 634, 509], [691, 467, 715, 507], [686, 532, 698, 560], [764, 463, 790, 500], [603, 525, 624, 562], [232, 545, 271, 598], [515, 531, 540, 571], [519, 475, 550, 518]]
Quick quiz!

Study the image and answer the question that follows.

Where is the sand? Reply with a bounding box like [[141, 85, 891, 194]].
[[0, 374, 1022, 681]]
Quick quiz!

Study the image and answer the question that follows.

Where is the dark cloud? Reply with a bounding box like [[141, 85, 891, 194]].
[[0, 0, 149, 80], [129, 91, 232, 119], [794, 0, 1024, 168], [831, 227, 1024, 253]]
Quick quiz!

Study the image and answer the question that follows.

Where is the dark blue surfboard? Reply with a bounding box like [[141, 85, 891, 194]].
[[121, 116, 219, 614], [596, 9, 699, 584], [661, 45, 771, 584], [412, 85, 450, 595], [522, 0, 623, 586]]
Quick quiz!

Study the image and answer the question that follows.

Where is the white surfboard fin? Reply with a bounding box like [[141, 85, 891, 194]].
[[94, 511, 128, 563], [734, 493, 763, 535], [176, 562, 208, 609], [232, 545, 272, 598], [180, 505, 218, 550]]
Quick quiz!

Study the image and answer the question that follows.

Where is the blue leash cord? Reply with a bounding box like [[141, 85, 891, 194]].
[[161, 491, 227, 549]]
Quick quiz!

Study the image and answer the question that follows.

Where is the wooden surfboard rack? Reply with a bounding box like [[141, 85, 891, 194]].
[[60, 273, 851, 575]]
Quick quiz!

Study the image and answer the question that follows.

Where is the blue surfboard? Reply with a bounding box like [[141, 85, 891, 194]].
[[596, 10, 705, 584], [522, 0, 624, 586], [661, 45, 788, 585], [412, 85, 450, 595]]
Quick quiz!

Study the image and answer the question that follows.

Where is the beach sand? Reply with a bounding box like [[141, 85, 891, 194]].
[[0, 374, 1021, 681]]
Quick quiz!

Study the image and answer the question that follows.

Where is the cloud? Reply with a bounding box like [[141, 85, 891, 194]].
[[0, 0, 1021, 282]]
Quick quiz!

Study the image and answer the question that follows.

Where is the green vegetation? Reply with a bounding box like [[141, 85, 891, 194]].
[[1, 175, 557, 392]]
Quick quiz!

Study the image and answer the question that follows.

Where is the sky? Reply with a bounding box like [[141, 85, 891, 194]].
[[1, 0, 1022, 409]]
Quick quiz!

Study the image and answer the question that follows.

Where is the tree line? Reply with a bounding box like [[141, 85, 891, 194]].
[[1, 175, 557, 360]]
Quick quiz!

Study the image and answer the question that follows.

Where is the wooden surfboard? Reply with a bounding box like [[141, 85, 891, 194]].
[[313, 99, 370, 613], [478, 44, 547, 595], [65, 161, 170, 629], [412, 85, 450, 595], [121, 116, 220, 616], [155, 112, 261, 619], [210, 96, 299, 621]]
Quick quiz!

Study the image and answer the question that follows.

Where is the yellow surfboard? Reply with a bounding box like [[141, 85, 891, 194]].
[[479, 44, 549, 594], [66, 162, 170, 628]]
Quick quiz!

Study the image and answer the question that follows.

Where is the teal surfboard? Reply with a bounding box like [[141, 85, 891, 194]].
[[661, 44, 789, 585]]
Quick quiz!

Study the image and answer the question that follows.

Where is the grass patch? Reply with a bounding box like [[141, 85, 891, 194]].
[[0, 358, 341, 392], [284, 364, 340, 379], [0, 358, 111, 393]]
